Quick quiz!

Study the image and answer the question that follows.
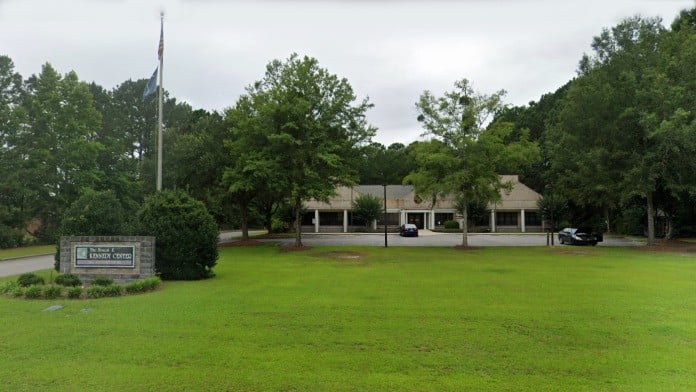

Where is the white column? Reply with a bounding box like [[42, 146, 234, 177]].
[[430, 210, 436, 229], [372, 219, 377, 230], [490, 210, 496, 233], [314, 210, 319, 233], [343, 210, 348, 233], [401, 210, 406, 225], [521, 209, 526, 233]]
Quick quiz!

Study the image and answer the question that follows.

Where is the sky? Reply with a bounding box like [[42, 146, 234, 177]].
[[1, 0, 694, 145]]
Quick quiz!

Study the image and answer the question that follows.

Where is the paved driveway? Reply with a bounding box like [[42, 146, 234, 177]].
[[260, 231, 641, 247], [0, 231, 639, 278], [0, 255, 54, 278]]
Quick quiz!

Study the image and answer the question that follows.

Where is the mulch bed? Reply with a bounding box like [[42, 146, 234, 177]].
[[639, 239, 696, 253], [219, 240, 263, 247]]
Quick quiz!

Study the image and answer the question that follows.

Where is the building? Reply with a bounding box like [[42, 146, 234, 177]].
[[302, 175, 542, 233]]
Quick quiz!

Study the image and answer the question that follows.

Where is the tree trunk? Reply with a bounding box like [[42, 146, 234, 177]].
[[461, 205, 469, 247], [665, 215, 674, 240], [294, 197, 303, 247], [239, 200, 249, 241], [603, 204, 611, 234], [646, 192, 655, 246]]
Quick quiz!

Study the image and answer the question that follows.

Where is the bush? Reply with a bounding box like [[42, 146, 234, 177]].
[[0, 280, 18, 295], [444, 220, 460, 230], [270, 217, 287, 233], [17, 273, 45, 287], [12, 286, 24, 298], [54, 274, 82, 287], [0, 225, 25, 248], [67, 286, 83, 299], [125, 277, 161, 294], [351, 194, 383, 227], [24, 285, 43, 299], [102, 284, 123, 297], [86, 285, 106, 299], [137, 190, 218, 280], [92, 276, 115, 287], [43, 285, 62, 299]]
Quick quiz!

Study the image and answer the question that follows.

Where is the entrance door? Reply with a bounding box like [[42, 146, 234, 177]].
[[407, 213, 425, 229]]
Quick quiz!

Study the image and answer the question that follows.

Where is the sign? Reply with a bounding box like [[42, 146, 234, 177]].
[[74, 245, 135, 268]]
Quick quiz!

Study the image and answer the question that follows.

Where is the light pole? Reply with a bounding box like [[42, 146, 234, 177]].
[[383, 183, 388, 247]]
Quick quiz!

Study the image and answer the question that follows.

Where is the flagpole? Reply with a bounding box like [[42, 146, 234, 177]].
[[156, 12, 164, 191]]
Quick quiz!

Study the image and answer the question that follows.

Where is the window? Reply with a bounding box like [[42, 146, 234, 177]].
[[435, 213, 454, 226], [319, 211, 343, 226], [377, 213, 400, 226], [496, 212, 518, 226], [301, 212, 315, 225], [525, 211, 541, 226]]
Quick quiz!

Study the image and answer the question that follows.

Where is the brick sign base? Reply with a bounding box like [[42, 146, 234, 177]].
[[60, 236, 155, 284]]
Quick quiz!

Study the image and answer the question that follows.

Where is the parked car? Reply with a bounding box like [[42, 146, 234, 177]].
[[558, 227, 603, 246], [399, 224, 419, 237]]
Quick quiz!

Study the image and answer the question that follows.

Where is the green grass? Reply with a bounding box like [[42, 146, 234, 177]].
[[0, 245, 54, 261], [1, 246, 695, 391]]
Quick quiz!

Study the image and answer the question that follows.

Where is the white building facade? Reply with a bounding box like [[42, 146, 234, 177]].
[[302, 175, 542, 233]]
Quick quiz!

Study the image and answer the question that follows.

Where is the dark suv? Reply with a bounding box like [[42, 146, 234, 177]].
[[558, 227, 603, 246]]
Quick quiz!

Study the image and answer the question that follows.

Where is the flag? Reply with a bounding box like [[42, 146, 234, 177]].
[[157, 21, 163, 60], [143, 67, 158, 98]]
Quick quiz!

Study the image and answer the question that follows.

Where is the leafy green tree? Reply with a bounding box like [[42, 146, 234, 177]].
[[12, 64, 103, 240], [0, 56, 28, 238], [222, 93, 288, 241], [407, 79, 538, 246], [351, 194, 383, 228], [356, 142, 417, 184], [226, 54, 375, 247], [549, 15, 696, 244]]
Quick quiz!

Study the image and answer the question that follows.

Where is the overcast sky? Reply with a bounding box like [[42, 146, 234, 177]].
[[1, 0, 693, 145]]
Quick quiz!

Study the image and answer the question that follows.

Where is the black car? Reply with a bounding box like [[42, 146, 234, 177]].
[[399, 224, 419, 237], [558, 227, 603, 246]]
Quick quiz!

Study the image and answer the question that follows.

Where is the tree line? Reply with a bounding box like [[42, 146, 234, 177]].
[[1, 7, 695, 248]]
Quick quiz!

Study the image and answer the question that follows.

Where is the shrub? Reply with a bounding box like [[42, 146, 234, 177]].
[[125, 277, 161, 294], [351, 194, 383, 227], [137, 190, 218, 280], [0, 225, 25, 248], [67, 286, 83, 299], [86, 285, 106, 299], [24, 285, 43, 299], [270, 217, 287, 233], [17, 273, 45, 287], [12, 286, 24, 298], [54, 274, 82, 287], [0, 280, 19, 295], [444, 220, 460, 230], [102, 284, 123, 297], [92, 276, 115, 287], [43, 285, 62, 299]]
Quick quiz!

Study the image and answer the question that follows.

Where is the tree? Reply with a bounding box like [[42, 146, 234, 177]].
[[548, 15, 696, 244], [12, 64, 103, 240], [351, 194, 383, 228], [407, 79, 538, 246], [226, 54, 375, 247]]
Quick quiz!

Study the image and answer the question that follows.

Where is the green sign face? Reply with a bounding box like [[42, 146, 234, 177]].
[[74, 245, 135, 268]]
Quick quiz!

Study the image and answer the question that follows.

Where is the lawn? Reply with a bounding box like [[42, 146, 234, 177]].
[[1, 245, 695, 391], [0, 244, 54, 261]]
